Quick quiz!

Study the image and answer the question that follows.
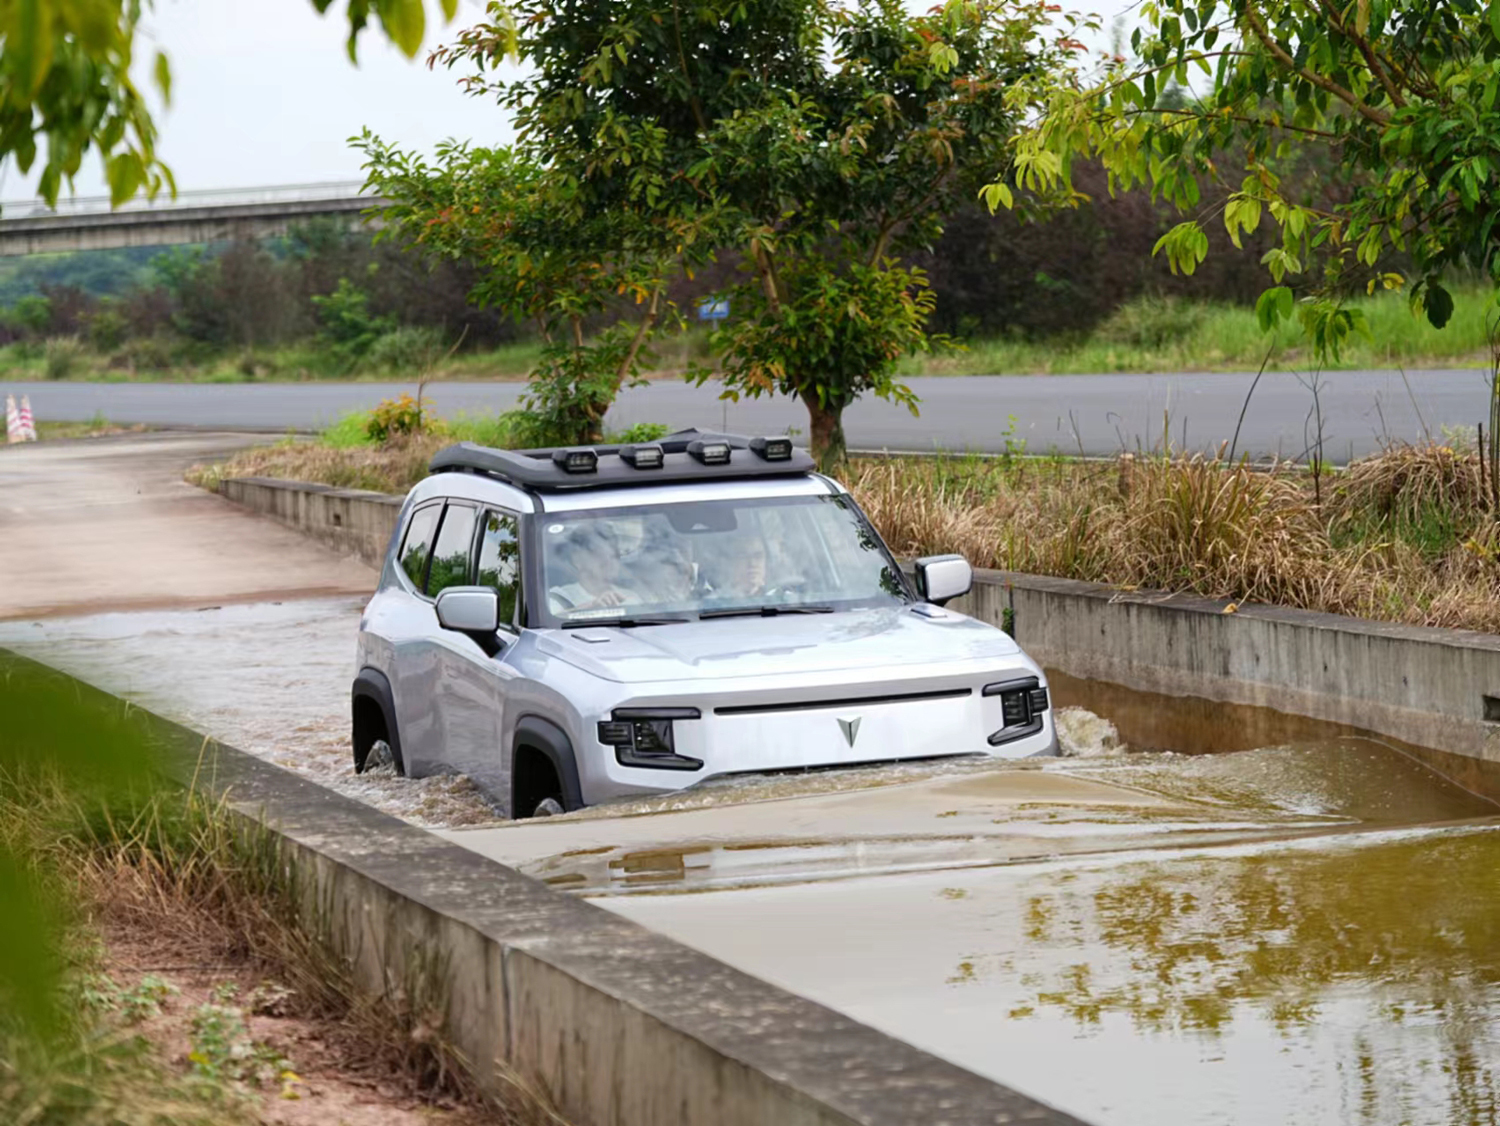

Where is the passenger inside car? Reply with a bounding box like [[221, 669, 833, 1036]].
[[705, 529, 774, 601]]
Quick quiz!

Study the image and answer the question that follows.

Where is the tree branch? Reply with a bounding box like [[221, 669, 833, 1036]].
[[671, 0, 709, 135], [751, 239, 784, 316], [1243, 7, 1391, 125], [615, 286, 663, 388], [1311, 0, 1406, 109]]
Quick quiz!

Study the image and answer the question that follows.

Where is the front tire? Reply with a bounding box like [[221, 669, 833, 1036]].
[[532, 797, 565, 818]]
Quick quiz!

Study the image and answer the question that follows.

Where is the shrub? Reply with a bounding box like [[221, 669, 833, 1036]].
[[365, 394, 434, 443], [44, 336, 85, 380], [85, 308, 128, 353], [1096, 295, 1215, 350], [365, 326, 445, 374], [312, 279, 395, 361], [608, 421, 671, 444], [113, 335, 175, 374]]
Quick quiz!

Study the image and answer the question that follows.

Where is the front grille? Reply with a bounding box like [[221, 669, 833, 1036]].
[[713, 688, 972, 717]]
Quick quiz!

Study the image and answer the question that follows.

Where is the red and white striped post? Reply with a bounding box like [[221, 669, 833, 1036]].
[[17, 396, 37, 441], [5, 395, 23, 444]]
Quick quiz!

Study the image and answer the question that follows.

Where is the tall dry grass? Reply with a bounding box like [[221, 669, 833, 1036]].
[[846, 446, 1500, 633], [195, 434, 1500, 634]]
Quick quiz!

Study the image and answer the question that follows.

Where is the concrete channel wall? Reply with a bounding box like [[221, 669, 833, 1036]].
[[221, 476, 401, 570], [953, 573, 1500, 797], [7, 653, 1084, 1126], [218, 475, 1500, 794]]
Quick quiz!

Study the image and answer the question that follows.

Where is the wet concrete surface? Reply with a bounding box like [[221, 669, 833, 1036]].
[[0, 598, 499, 827], [7, 594, 1500, 1124], [0, 431, 375, 620]]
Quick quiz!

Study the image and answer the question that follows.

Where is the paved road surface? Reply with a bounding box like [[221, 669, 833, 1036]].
[[3, 368, 1493, 462]]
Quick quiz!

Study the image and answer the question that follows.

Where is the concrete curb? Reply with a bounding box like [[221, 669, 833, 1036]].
[[4, 649, 1086, 1126]]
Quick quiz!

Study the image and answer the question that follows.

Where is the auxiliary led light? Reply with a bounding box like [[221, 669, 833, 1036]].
[[750, 436, 794, 461], [688, 439, 732, 465], [552, 447, 599, 474], [620, 443, 665, 469]]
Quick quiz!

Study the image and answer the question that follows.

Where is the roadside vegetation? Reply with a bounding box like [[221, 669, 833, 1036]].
[[0, 661, 559, 1126], [194, 397, 1500, 635], [30, 414, 144, 441]]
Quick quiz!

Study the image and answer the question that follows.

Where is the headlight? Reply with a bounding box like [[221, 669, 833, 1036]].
[[982, 676, 1048, 746], [597, 707, 703, 770]]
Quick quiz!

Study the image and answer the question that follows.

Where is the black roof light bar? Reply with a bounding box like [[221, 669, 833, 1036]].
[[428, 428, 817, 491]]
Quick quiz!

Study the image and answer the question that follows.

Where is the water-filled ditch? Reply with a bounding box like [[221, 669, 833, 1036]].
[[5, 597, 1499, 1125]]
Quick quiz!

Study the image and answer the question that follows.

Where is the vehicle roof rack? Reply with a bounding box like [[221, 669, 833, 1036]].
[[428, 428, 818, 491]]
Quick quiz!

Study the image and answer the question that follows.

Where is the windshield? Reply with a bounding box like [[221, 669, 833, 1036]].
[[536, 494, 911, 625]]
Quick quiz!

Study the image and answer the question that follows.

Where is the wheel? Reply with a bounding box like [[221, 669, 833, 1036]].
[[362, 738, 398, 774], [532, 797, 565, 818]]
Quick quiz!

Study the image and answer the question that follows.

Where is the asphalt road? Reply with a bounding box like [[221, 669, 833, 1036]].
[[5, 368, 1494, 462]]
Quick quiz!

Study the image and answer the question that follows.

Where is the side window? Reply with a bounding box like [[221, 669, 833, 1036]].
[[477, 510, 522, 627], [399, 504, 441, 589], [426, 504, 478, 597]]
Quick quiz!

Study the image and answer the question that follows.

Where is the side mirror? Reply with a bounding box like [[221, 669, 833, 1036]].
[[915, 554, 972, 606], [435, 586, 500, 634]]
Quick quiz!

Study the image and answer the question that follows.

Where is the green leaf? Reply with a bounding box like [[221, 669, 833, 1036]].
[[1255, 286, 1294, 333], [979, 181, 1013, 211], [1490, 0, 1500, 42], [153, 51, 173, 105], [376, 0, 426, 56], [1425, 281, 1454, 329], [13, 0, 54, 97]]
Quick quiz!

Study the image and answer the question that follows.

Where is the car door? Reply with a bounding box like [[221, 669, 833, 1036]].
[[409, 501, 508, 788], [384, 499, 445, 772], [469, 507, 527, 798]]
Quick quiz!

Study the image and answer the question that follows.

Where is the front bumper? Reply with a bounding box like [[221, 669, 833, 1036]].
[[578, 670, 1057, 804]]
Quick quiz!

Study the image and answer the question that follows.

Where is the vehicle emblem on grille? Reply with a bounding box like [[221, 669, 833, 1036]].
[[838, 716, 862, 747]]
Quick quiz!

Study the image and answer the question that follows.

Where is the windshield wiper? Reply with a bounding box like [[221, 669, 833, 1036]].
[[699, 604, 836, 620], [560, 615, 690, 629]]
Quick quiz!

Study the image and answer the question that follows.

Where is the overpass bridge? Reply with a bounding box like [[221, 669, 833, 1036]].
[[0, 181, 384, 256]]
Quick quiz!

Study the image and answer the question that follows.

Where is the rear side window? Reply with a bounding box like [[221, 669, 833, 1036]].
[[399, 505, 441, 589], [426, 503, 478, 596], [477, 510, 522, 626]]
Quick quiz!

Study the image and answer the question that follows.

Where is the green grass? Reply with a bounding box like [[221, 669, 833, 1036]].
[[904, 285, 1500, 375], [0, 338, 547, 384], [6, 285, 1499, 383]]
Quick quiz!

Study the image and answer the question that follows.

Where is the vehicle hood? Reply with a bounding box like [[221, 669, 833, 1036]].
[[534, 607, 1023, 684]]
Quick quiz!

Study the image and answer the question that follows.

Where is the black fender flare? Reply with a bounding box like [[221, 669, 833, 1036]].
[[352, 667, 405, 773], [512, 714, 584, 812]]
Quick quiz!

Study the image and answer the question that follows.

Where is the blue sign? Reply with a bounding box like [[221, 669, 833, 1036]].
[[696, 297, 730, 322]]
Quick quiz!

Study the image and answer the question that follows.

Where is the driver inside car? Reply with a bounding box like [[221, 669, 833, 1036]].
[[548, 525, 632, 612]]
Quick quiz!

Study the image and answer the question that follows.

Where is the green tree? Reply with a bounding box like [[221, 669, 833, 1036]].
[[702, 0, 1078, 466], [995, 0, 1500, 492], [998, 0, 1500, 347], [418, 0, 1084, 467], [355, 137, 688, 445], [0, 0, 469, 210]]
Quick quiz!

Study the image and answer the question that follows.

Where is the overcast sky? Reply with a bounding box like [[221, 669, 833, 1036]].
[[0, 0, 1140, 203]]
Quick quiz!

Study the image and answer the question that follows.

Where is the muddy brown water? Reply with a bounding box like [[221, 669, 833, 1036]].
[[5, 598, 1500, 1125]]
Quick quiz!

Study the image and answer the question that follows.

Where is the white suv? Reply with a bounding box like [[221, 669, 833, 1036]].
[[352, 430, 1056, 817]]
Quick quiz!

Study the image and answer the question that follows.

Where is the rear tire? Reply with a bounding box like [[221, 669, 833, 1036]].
[[532, 797, 565, 818]]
